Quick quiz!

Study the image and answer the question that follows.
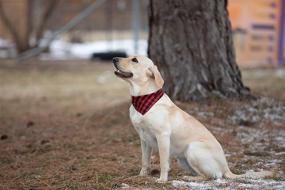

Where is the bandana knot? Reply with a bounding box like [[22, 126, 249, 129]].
[[131, 89, 164, 115]]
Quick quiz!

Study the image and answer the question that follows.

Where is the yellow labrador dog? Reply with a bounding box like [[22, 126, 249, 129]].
[[112, 56, 271, 183]]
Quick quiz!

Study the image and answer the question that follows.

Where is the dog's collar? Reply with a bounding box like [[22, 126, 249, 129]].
[[131, 89, 164, 115]]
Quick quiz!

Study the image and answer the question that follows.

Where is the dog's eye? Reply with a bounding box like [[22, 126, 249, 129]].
[[131, 58, 138, 63]]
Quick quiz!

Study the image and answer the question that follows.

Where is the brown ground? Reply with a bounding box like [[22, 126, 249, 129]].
[[0, 60, 284, 190]]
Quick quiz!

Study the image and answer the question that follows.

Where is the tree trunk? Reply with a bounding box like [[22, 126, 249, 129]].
[[0, 0, 60, 55], [33, 0, 60, 44], [0, 0, 31, 54], [148, 0, 251, 101]]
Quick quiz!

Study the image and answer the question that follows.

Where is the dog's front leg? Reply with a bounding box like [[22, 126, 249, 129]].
[[139, 139, 152, 176], [156, 134, 170, 183]]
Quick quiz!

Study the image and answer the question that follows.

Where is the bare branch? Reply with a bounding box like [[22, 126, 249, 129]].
[[17, 0, 107, 62], [35, 0, 60, 42]]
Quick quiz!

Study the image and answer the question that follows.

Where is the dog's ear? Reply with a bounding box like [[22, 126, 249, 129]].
[[147, 65, 164, 88]]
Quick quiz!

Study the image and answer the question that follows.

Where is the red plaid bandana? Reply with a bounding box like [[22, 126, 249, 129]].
[[131, 89, 164, 115]]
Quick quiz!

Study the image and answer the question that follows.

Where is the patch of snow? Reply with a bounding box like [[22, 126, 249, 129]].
[[0, 38, 16, 58], [185, 106, 215, 120], [42, 39, 147, 60], [0, 38, 10, 47], [46, 40, 73, 60], [230, 97, 285, 126], [0, 38, 14, 49], [112, 183, 130, 189], [215, 178, 227, 184], [265, 159, 282, 167], [275, 69, 285, 79], [172, 180, 214, 190], [275, 136, 285, 144], [120, 183, 129, 189], [275, 152, 285, 156], [172, 179, 285, 190], [197, 111, 214, 118]]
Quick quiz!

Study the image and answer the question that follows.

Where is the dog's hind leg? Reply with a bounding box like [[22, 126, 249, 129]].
[[184, 142, 226, 179], [177, 157, 197, 176]]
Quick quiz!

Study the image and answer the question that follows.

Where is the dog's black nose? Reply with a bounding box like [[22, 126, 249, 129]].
[[112, 57, 119, 63]]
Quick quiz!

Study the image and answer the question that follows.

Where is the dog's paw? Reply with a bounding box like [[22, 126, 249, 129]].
[[155, 177, 167, 183], [139, 169, 148, 176]]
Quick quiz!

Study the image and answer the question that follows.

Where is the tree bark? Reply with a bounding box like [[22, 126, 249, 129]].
[[148, 0, 251, 101]]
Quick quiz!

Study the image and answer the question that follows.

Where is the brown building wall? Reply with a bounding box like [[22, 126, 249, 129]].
[[229, 0, 282, 67]]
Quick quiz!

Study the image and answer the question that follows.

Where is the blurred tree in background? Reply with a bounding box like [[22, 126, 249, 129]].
[[148, 0, 251, 101], [0, 0, 148, 59], [0, 0, 60, 53]]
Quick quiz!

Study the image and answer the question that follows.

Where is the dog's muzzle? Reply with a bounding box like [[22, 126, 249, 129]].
[[112, 57, 133, 78]]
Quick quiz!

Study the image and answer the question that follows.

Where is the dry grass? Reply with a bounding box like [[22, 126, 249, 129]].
[[242, 68, 285, 101], [0, 60, 284, 189]]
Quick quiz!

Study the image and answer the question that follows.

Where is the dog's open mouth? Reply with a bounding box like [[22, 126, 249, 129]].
[[113, 64, 133, 78]]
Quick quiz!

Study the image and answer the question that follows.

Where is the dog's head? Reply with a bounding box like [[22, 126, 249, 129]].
[[112, 56, 164, 95]]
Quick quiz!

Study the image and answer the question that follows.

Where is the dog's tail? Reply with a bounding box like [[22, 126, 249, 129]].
[[224, 169, 272, 179]]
